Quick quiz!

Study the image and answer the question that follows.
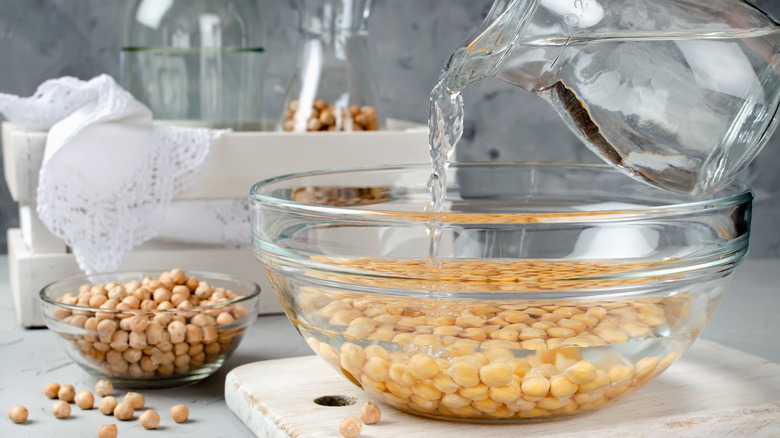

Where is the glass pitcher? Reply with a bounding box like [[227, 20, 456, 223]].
[[278, 0, 382, 132], [121, 0, 266, 130], [437, 0, 780, 195]]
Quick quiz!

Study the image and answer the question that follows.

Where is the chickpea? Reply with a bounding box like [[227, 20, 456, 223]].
[[8, 405, 28, 424], [75, 389, 95, 410], [44, 382, 60, 399], [52, 400, 71, 419], [479, 362, 513, 387], [58, 384, 76, 402], [95, 379, 114, 397], [98, 424, 118, 438], [564, 360, 598, 385], [99, 396, 119, 415], [339, 417, 362, 438], [170, 268, 186, 285], [217, 312, 236, 325], [124, 392, 145, 410], [139, 409, 160, 430], [113, 401, 134, 421], [169, 404, 189, 423], [359, 401, 381, 425], [168, 321, 186, 344], [446, 360, 480, 388], [153, 287, 172, 303]]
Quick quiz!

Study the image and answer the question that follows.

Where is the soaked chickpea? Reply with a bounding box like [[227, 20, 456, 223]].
[[281, 256, 692, 422]]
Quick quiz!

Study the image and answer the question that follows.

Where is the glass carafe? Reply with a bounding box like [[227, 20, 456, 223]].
[[279, 0, 382, 132], [437, 0, 780, 195], [121, 0, 266, 130]]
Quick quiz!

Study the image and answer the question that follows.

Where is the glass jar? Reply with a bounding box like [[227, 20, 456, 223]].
[[279, 0, 381, 132], [121, 0, 266, 130]]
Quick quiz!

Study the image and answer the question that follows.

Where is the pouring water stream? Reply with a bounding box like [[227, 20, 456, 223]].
[[426, 0, 780, 264]]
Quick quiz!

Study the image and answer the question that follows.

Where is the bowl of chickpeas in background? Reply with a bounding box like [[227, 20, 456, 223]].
[[39, 269, 260, 388], [249, 162, 753, 423]]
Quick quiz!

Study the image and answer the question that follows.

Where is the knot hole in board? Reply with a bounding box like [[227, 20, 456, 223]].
[[314, 395, 358, 407]]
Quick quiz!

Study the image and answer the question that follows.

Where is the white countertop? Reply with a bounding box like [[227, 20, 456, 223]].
[[1, 256, 778, 437]]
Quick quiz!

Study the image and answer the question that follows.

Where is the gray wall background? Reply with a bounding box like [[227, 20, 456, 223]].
[[0, 0, 778, 257]]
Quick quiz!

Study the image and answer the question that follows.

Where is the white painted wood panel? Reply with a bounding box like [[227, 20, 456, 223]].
[[226, 340, 780, 438]]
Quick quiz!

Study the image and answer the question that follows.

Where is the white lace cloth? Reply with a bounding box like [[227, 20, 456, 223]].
[[0, 75, 225, 274]]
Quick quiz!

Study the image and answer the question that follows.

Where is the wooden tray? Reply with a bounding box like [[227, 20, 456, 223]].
[[225, 339, 780, 437]]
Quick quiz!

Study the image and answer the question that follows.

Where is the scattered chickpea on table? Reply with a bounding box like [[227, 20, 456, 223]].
[[95, 379, 114, 397], [169, 404, 189, 423], [52, 400, 70, 419], [139, 410, 160, 430], [8, 406, 28, 424], [57, 384, 76, 403], [98, 423, 118, 438], [359, 401, 381, 424], [99, 396, 118, 416], [113, 401, 134, 421], [44, 382, 60, 399], [123, 392, 145, 410], [339, 417, 362, 438], [10, 378, 194, 435], [75, 390, 94, 410]]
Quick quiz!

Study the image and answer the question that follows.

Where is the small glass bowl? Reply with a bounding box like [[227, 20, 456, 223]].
[[249, 162, 752, 423], [40, 270, 260, 388]]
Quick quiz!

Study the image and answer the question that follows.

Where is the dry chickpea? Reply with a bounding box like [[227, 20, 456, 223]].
[[170, 268, 186, 285], [124, 392, 145, 410], [114, 401, 134, 421], [54, 270, 249, 381], [99, 396, 119, 415], [98, 424, 118, 438], [139, 409, 160, 430], [339, 417, 362, 438], [44, 382, 60, 399], [75, 389, 95, 410], [169, 404, 189, 423], [359, 401, 381, 424], [216, 312, 235, 325], [58, 384, 76, 403], [167, 321, 186, 344], [8, 405, 28, 423], [95, 379, 114, 397], [52, 400, 71, 419]]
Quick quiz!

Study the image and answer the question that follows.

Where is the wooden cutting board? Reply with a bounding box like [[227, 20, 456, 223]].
[[225, 339, 780, 437]]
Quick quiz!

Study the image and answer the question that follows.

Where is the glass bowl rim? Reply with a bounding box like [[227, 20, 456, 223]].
[[39, 269, 261, 313], [248, 161, 753, 223]]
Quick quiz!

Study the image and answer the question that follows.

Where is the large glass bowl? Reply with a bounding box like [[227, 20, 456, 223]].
[[40, 270, 260, 388], [249, 162, 752, 422]]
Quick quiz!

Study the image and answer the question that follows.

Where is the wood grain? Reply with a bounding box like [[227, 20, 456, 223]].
[[225, 339, 780, 437]]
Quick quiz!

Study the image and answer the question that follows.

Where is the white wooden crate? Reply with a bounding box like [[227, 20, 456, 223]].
[[2, 121, 429, 327]]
